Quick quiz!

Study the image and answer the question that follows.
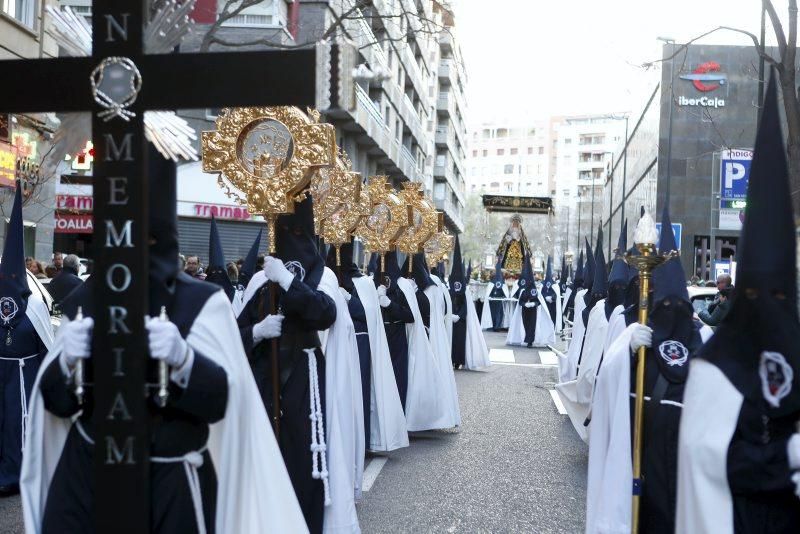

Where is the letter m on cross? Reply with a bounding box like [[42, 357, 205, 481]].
[[0, 2, 349, 531]]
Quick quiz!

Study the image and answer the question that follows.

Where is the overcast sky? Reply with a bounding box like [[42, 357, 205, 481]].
[[455, 0, 786, 124]]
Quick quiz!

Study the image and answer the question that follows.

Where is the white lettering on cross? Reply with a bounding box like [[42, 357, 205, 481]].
[[104, 14, 129, 43], [105, 220, 133, 248], [107, 392, 132, 421], [106, 263, 131, 292], [108, 306, 131, 334], [104, 133, 134, 162], [108, 177, 129, 205], [105, 436, 136, 465], [112, 348, 125, 377]]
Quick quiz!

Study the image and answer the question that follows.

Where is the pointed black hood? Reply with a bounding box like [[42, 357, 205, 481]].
[[583, 237, 595, 295], [449, 236, 466, 297], [275, 194, 324, 289], [591, 228, 608, 299], [0, 184, 30, 327], [652, 205, 688, 307], [700, 71, 800, 415], [148, 144, 180, 315], [384, 249, 402, 291], [205, 216, 235, 301], [412, 253, 433, 290], [517, 253, 535, 297], [367, 252, 379, 277], [574, 250, 585, 288], [238, 228, 262, 289], [326, 239, 361, 290], [542, 255, 556, 298], [607, 219, 629, 314]]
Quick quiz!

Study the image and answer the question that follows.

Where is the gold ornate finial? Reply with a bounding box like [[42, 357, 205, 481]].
[[202, 106, 337, 253], [395, 183, 438, 255], [307, 107, 321, 124], [355, 175, 412, 255]]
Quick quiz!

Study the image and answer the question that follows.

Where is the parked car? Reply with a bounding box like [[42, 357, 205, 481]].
[[688, 286, 718, 315]]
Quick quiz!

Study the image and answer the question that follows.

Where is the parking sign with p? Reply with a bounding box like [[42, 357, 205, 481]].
[[721, 149, 753, 200]]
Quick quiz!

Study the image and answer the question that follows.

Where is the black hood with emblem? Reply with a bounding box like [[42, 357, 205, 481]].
[[0, 184, 30, 328], [606, 219, 629, 317], [275, 194, 324, 290], [449, 236, 466, 299], [699, 71, 800, 416], [412, 253, 434, 290]]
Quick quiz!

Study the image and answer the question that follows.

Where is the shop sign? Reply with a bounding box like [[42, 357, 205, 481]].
[[0, 141, 15, 187], [55, 213, 93, 234], [192, 202, 252, 220], [719, 208, 744, 231], [57, 194, 93, 212]]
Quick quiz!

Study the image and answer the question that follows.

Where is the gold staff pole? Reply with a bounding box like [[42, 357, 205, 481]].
[[624, 212, 671, 534]]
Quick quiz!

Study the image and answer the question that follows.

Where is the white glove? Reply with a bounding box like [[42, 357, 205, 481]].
[[263, 256, 295, 290], [379, 295, 391, 308], [451, 314, 460, 323], [59, 317, 94, 375], [788, 434, 800, 470], [377, 285, 387, 297], [792, 471, 800, 499], [339, 287, 351, 302], [253, 314, 284, 343], [545, 296, 553, 303], [629, 324, 653, 352], [524, 302, 536, 308], [145, 317, 190, 368]]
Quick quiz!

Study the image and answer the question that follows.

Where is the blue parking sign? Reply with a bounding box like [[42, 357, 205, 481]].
[[721, 149, 753, 201]]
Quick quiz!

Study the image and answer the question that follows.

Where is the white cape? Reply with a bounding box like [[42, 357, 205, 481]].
[[534, 289, 557, 346], [464, 296, 490, 370], [559, 289, 587, 382], [505, 302, 525, 346], [424, 283, 461, 428], [318, 268, 363, 533], [676, 358, 741, 534], [561, 287, 573, 314], [21, 290, 308, 534], [554, 299, 608, 443], [351, 276, 408, 452], [431, 274, 453, 352], [551, 283, 563, 333], [27, 296, 55, 350], [398, 278, 451, 431]]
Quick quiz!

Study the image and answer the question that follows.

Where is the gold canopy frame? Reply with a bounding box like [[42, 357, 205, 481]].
[[395, 183, 439, 269], [355, 175, 413, 269]]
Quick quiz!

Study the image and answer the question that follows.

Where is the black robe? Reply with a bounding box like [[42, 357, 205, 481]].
[[450, 290, 467, 368], [416, 290, 431, 334], [348, 286, 371, 449], [0, 313, 47, 488], [381, 290, 413, 410], [40, 275, 228, 534], [633, 325, 703, 534], [238, 276, 336, 534], [520, 289, 539, 346], [488, 283, 505, 331]]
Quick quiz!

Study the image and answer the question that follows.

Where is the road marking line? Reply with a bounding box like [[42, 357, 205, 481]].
[[361, 457, 388, 492], [492, 362, 556, 368], [549, 389, 568, 415], [489, 348, 515, 363], [538, 350, 559, 365]]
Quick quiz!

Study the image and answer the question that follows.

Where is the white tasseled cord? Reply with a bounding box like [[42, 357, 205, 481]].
[[0, 354, 36, 452], [306, 348, 331, 505]]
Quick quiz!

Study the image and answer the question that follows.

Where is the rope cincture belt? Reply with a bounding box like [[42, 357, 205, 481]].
[[305, 347, 331, 505], [74, 420, 210, 534], [0, 353, 39, 452], [152, 447, 209, 534]]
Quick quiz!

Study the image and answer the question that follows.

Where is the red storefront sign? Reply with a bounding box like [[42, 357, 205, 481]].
[[193, 203, 252, 220], [57, 194, 93, 211], [55, 213, 93, 234]]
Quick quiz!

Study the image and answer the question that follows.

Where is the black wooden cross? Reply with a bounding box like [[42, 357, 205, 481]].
[[0, 2, 348, 531]]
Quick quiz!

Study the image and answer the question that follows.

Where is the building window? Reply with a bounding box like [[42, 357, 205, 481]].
[[563, 189, 570, 196], [472, 150, 478, 157], [505, 182, 513, 192], [510, 148, 518, 155], [503, 164, 514, 174], [579, 170, 591, 180], [497, 149, 505, 156], [538, 147, 544, 155], [482, 149, 488, 157], [527, 147, 534, 155], [3, 0, 36, 27], [527, 128, 536, 136], [564, 138, 572, 145], [490, 181, 500, 189]]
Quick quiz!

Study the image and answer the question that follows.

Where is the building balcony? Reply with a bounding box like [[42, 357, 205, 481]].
[[439, 31, 453, 53], [434, 194, 465, 233], [434, 161, 466, 205]]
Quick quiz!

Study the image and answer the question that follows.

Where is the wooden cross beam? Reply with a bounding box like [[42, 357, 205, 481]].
[[0, 2, 345, 531]]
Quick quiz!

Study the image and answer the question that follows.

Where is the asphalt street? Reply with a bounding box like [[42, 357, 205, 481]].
[[0, 331, 587, 534], [357, 331, 587, 533]]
